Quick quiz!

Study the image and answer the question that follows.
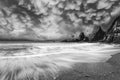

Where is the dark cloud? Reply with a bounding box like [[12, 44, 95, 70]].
[[0, 0, 119, 41]]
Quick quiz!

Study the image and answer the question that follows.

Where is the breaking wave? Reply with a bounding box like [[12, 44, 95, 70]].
[[0, 43, 119, 80]]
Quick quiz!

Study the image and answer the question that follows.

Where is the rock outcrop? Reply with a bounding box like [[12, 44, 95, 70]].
[[91, 27, 106, 42], [103, 16, 120, 43], [88, 16, 120, 43], [79, 32, 89, 42]]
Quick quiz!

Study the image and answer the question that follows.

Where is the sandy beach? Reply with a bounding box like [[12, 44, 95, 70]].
[[0, 43, 119, 80]]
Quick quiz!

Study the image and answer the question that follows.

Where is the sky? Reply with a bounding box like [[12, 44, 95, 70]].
[[0, 0, 120, 41]]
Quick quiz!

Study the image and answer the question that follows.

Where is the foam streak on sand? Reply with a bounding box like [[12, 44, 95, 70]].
[[0, 43, 119, 80]]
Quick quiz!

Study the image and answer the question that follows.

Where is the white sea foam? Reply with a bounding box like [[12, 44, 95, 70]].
[[0, 43, 119, 80]]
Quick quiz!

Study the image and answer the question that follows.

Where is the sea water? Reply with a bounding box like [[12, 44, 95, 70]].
[[0, 43, 119, 80]]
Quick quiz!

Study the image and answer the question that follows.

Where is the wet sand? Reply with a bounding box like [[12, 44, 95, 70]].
[[56, 53, 120, 80], [0, 43, 119, 80]]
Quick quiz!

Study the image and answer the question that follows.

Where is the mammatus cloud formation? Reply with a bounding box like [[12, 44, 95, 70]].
[[0, 0, 120, 40]]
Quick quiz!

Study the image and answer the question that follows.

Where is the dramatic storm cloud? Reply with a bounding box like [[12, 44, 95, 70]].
[[0, 0, 120, 41]]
